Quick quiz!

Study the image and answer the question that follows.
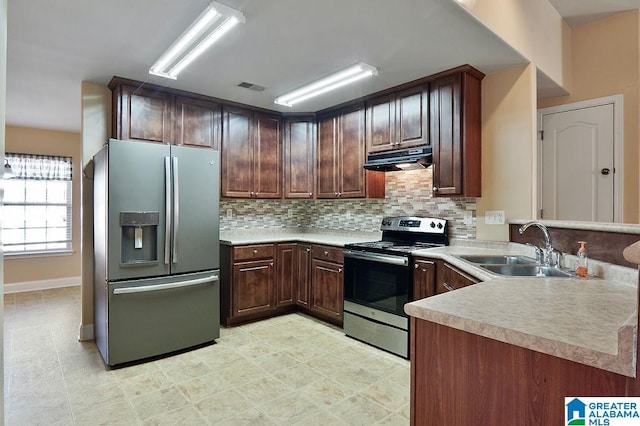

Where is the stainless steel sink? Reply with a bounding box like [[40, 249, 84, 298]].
[[458, 255, 537, 265], [481, 264, 575, 277]]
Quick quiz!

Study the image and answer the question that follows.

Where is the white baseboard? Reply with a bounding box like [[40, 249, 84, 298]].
[[3, 276, 81, 293], [78, 323, 94, 341]]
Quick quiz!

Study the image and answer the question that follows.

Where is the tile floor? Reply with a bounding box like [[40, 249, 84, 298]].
[[4, 286, 411, 425]]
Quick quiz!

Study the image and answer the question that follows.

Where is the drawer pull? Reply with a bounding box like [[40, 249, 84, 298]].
[[253, 249, 258, 255], [443, 282, 456, 292], [414, 264, 419, 269], [324, 251, 329, 256]]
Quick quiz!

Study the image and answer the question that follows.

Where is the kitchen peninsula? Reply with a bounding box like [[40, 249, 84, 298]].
[[405, 221, 640, 425]]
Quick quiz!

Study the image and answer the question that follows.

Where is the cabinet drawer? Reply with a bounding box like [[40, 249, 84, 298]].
[[312, 244, 344, 263], [437, 262, 478, 294], [233, 244, 275, 261]]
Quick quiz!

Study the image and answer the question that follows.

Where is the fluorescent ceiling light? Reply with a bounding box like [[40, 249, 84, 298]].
[[275, 62, 378, 107], [149, 1, 245, 80]]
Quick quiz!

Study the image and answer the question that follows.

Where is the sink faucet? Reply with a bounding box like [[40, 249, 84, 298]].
[[518, 221, 560, 267]]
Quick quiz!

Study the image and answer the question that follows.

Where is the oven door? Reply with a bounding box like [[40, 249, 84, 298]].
[[343, 250, 410, 317]]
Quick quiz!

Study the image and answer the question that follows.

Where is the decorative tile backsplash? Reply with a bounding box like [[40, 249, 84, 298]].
[[220, 167, 476, 239]]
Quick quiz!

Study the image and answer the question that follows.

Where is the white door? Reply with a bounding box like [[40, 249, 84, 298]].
[[539, 101, 617, 222]]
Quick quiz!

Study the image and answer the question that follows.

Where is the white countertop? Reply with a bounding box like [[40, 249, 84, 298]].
[[219, 227, 382, 247], [407, 243, 638, 377]]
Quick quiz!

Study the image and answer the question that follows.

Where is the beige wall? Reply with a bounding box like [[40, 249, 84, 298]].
[[538, 10, 640, 223], [476, 64, 537, 240], [454, 0, 571, 91], [4, 126, 82, 284], [79, 82, 111, 339]]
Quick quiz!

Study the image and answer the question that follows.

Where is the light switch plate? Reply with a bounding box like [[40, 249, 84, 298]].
[[226, 208, 233, 219], [485, 210, 506, 225]]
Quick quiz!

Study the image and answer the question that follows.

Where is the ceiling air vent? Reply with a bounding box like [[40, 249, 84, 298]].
[[237, 82, 266, 92]]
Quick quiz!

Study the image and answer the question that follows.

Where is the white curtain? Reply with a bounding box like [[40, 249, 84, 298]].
[[5, 152, 72, 181]]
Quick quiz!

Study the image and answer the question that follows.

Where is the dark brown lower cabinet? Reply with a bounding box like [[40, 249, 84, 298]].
[[295, 244, 312, 308], [435, 261, 478, 294], [412, 259, 436, 300], [221, 242, 344, 326], [276, 243, 296, 307], [410, 318, 633, 425]]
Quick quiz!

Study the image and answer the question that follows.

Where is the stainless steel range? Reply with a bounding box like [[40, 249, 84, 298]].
[[343, 216, 448, 358]]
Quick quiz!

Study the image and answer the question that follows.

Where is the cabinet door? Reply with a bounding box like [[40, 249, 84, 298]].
[[232, 259, 275, 317], [276, 244, 296, 307], [338, 106, 366, 198], [366, 94, 396, 153], [430, 71, 482, 197], [222, 107, 253, 197], [174, 96, 221, 149], [436, 262, 477, 294], [254, 113, 282, 199], [284, 117, 316, 199], [316, 116, 339, 198], [295, 244, 312, 308], [430, 73, 462, 197], [114, 84, 173, 144], [311, 259, 343, 322], [397, 86, 428, 148], [413, 259, 435, 300]]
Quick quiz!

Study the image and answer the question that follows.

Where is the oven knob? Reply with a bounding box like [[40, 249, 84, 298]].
[[430, 222, 436, 228], [437, 223, 443, 229]]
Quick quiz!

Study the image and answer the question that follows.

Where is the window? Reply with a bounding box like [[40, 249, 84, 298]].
[[3, 153, 73, 255]]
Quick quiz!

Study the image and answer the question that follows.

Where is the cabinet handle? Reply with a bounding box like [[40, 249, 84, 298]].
[[306, 248, 311, 253], [270, 262, 274, 267], [422, 269, 428, 272], [432, 186, 438, 193], [309, 192, 313, 197], [323, 251, 329, 256], [414, 264, 419, 269], [338, 268, 343, 273], [253, 249, 258, 255], [334, 192, 339, 197], [443, 282, 456, 292]]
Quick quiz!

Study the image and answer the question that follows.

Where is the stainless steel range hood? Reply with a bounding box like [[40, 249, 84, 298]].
[[363, 146, 432, 172]]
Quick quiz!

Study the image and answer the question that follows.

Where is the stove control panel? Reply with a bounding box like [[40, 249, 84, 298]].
[[380, 216, 447, 234]]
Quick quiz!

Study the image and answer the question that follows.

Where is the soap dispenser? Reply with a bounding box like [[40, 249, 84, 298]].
[[575, 241, 588, 277]]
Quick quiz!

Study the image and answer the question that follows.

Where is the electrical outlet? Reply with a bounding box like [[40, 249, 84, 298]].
[[288, 209, 293, 218], [463, 211, 473, 226], [485, 210, 506, 225], [346, 210, 351, 219], [226, 208, 232, 219]]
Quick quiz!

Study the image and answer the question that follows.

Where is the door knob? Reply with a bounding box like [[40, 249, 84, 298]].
[[601, 168, 611, 175]]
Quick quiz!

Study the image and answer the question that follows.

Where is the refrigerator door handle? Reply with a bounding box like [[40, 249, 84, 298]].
[[112, 274, 219, 295], [172, 156, 179, 264], [164, 156, 172, 265]]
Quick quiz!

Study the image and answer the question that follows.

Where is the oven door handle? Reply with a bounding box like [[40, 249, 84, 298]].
[[343, 250, 408, 266]]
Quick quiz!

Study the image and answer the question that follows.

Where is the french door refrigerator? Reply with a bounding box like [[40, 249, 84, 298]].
[[94, 139, 220, 366]]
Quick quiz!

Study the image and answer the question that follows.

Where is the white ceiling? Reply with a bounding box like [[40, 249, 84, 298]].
[[5, 0, 638, 133]]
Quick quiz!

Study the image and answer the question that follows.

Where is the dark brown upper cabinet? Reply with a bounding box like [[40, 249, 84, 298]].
[[430, 66, 483, 197], [221, 106, 282, 199], [366, 85, 429, 153], [317, 105, 384, 199], [110, 78, 221, 150], [283, 116, 316, 199], [174, 96, 221, 150], [110, 82, 174, 144]]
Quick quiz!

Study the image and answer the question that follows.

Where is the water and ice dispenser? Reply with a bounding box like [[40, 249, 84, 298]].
[[120, 212, 159, 265]]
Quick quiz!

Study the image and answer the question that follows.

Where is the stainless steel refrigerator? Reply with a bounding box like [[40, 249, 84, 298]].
[[93, 139, 220, 366]]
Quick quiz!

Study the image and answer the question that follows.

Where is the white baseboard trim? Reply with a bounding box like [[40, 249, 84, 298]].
[[3, 276, 81, 293], [78, 323, 94, 341]]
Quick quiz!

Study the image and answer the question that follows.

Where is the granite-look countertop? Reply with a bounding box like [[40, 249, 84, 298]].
[[220, 227, 382, 247], [407, 243, 638, 377]]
